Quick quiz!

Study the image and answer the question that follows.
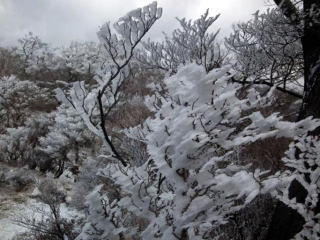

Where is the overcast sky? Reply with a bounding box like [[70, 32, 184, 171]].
[[0, 0, 268, 47]]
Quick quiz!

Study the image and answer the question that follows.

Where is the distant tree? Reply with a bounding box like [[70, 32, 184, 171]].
[[226, 8, 303, 97], [136, 9, 228, 73], [14, 32, 56, 80], [52, 41, 107, 86]]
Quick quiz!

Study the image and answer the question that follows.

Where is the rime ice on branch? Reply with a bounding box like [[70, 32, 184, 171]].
[[56, 2, 162, 166]]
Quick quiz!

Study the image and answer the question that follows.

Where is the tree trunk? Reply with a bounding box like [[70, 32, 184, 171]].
[[267, 1, 320, 239], [299, 0, 320, 120]]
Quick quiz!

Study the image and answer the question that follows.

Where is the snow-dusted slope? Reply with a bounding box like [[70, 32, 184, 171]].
[[0, 191, 30, 240]]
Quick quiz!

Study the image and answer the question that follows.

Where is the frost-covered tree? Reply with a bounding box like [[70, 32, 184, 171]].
[[137, 9, 227, 73], [52, 41, 108, 86], [226, 8, 303, 95], [270, 0, 320, 119], [17, 32, 48, 65], [12, 34, 106, 90], [0, 125, 34, 166], [57, 1, 162, 167], [14, 32, 59, 82]]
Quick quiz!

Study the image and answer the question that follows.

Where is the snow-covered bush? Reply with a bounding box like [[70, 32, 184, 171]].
[[77, 63, 320, 239], [0, 113, 54, 167], [0, 75, 52, 131], [0, 167, 36, 192], [0, 126, 34, 166], [39, 105, 100, 177]]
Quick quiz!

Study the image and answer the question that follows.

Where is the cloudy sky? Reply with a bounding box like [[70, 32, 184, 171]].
[[0, 0, 268, 46]]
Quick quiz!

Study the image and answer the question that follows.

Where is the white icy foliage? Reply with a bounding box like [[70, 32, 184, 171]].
[[77, 185, 136, 240], [97, 1, 162, 70], [79, 63, 320, 239], [39, 104, 99, 164], [17, 34, 108, 83], [273, 135, 320, 239], [59, 41, 106, 76], [139, 64, 319, 238]]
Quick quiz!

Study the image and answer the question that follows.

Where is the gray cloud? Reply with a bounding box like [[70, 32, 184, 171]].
[[0, 0, 267, 46]]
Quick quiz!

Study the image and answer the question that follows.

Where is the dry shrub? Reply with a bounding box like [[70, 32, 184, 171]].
[[0, 166, 36, 192], [122, 68, 164, 98], [107, 69, 162, 129], [235, 86, 301, 173], [108, 102, 152, 129], [0, 47, 23, 77], [238, 137, 291, 173]]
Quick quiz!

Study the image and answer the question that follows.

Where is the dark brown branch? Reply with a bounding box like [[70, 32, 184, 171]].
[[157, 173, 166, 194], [231, 77, 303, 98], [98, 90, 127, 167]]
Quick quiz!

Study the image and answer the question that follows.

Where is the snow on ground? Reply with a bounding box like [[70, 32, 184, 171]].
[[0, 166, 81, 240], [0, 219, 26, 240], [0, 189, 82, 240], [0, 192, 30, 240]]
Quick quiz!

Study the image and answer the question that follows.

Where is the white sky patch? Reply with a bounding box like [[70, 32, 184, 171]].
[[0, 0, 267, 46]]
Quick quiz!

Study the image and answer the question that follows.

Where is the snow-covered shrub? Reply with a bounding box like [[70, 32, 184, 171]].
[[69, 157, 102, 210], [0, 113, 54, 167], [0, 75, 52, 131], [39, 105, 100, 177], [77, 63, 320, 239], [0, 126, 34, 166], [0, 167, 36, 192], [138, 64, 319, 239]]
